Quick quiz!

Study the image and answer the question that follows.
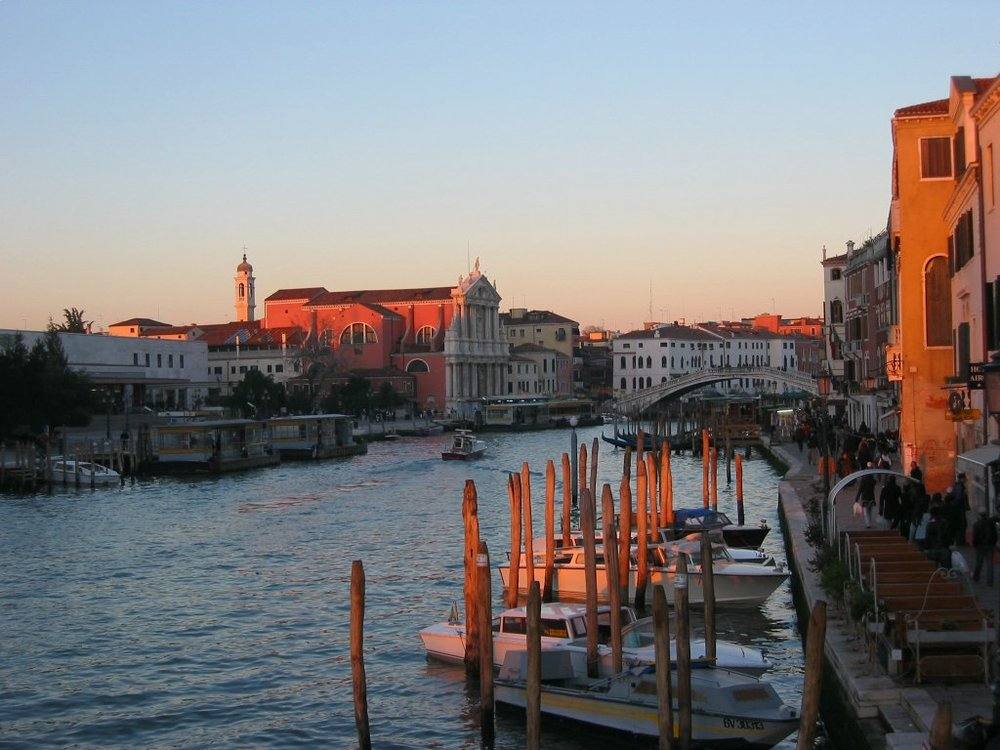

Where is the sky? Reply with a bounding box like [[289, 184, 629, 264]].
[[2, 2, 999, 333]]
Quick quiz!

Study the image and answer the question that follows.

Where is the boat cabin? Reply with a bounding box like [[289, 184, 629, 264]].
[[268, 414, 365, 459], [152, 419, 279, 473], [493, 604, 638, 643]]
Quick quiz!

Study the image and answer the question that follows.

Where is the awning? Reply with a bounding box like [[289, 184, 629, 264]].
[[956, 443, 1000, 469], [878, 407, 900, 423]]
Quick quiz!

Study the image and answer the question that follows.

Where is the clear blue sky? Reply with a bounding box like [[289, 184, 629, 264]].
[[2, 2, 998, 331]]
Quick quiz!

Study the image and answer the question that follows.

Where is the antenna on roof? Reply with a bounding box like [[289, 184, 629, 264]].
[[467, 241, 470, 274]]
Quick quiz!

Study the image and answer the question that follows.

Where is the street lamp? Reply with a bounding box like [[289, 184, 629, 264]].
[[569, 416, 579, 507]]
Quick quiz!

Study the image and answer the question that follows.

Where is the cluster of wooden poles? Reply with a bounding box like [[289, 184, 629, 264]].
[[346, 428, 828, 749], [0, 436, 140, 492]]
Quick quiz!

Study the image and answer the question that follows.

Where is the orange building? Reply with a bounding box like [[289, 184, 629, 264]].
[[891, 94, 957, 491]]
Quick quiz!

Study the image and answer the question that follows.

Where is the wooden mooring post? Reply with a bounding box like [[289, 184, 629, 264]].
[[618, 466, 633, 605], [653, 586, 674, 750], [675, 555, 692, 750], [589, 437, 599, 501], [700, 430, 709, 507], [350, 559, 372, 750], [521, 463, 535, 592], [478, 540, 494, 745], [601, 484, 623, 673], [506, 473, 522, 608], [561, 453, 572, 547], [635, 458, 649, 610], [700, 531, 716, 663], [795, 600, 827, 750], [580, 487, 599, 678], [543, 459, 555, 602], [725, 430, 732, 486], [709, 447, 718, 510], [462, 480, 482, 675], [929, 700, 952, 750], [526, 580, 542, 750], [735, 453, 745, 526]]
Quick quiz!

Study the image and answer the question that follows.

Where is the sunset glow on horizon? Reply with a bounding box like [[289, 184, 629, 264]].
[[2, 2, 998, 332]]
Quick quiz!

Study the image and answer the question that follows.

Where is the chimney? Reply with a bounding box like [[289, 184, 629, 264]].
[[846, 240, 855, 255], [822, 244, 827, 261]]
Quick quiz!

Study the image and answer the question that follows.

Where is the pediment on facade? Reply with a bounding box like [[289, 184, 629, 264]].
[[454, 272, 501, 304]]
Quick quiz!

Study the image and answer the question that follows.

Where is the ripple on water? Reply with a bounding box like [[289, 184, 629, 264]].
[[0, 426, 806, 748]]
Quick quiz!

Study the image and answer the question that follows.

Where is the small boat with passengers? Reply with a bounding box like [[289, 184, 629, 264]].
[[495, 649, 799, 747], [419, 601, 771, 675], [441, 429, 487, 460]]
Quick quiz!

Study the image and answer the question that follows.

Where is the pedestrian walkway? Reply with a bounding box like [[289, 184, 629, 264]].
[[773, 438, 996, 747]]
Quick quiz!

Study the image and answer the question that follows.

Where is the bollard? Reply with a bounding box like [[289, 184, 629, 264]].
[[506, 473, 522, 608], [462, 480, 481, 675], [635, 458, 649, 610], [350, 560, 372, 750], [580, 488, 599, 678], [619, 474, 633, 604], [735, 453, 745, 526], [526, 580, 542, 750], [675, 555, 692, 750], [601, 484, 623, 673], [522, 463, 535, 591], [478, 541, 494, 744], [700, 531, 716, 663], [796, 600, 827, 750], [561, 453, 572, 548], [653, 586, 674, 750], [543, 459, 556, 602]]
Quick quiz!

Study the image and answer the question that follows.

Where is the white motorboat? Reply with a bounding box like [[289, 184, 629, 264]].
[[495, 650, 798, 747], [441, 429, 486, 460], [419, 602, 770, 676], [498, 540, 788, 606], [49, 458, 120, 485], [539, 530, 779, 566]]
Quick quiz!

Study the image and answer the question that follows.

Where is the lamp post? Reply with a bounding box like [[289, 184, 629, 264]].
[[569, 416, 579, 507]]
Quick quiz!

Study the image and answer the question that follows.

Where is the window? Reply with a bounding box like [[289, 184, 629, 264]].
[[952, 210, 975, 272], [341, 322, 378, 345], [645, 356, 651, 368], [956, 322, 971, 379], [661, 356, 667, 367], [133, 353, 139, 366], [502, 616, 526, 634], [406, 359, 429, 373], [239, 282, 245, 299], [239, 365, 248, 373], [620, 356, 625, 369], [168, 354, 173, 368], [924, 256, 952, 346], [620, 378, 626, 390], [830, 268, 842, 281], [275, 364, 283, 373], [645, 377, 651, 388], [214, 366, 223, 375], [954, 126, 966, 175], [920, 137, 952, 179], [231, 366, 236, 374], [180, 354, 185, 368], [267, 365, 272, 373], [157, 354, 162, 368], [540, 618, 569, 639], [415, 326, 435, 345]]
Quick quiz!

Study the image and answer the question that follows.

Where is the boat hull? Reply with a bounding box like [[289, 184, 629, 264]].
[[498, 563, 786, 607], [441, 449, 485, 461], [495, 681, 797, 747], [276, 443, 367, 460]]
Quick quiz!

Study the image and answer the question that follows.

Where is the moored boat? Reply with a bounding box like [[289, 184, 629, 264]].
[[49, 457, 120, 485], [441, 429, 486, 460], [419, 601, 771, 675], [495, 650, 798, 747], [665, 508, 770, 549]]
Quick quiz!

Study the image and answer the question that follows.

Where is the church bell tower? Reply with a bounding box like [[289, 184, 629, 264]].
[[234, 251, 255, 322]]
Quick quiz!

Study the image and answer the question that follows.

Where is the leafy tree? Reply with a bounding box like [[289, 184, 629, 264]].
[[339, 376, 372, 416], [375, 381, 404, 411], [47, 307, 91, 333], [225, 369, 286, 418], [286, 388, 315, 415]]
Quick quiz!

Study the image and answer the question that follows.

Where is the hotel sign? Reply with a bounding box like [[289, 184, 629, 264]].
[[968, 361, 985, 390]]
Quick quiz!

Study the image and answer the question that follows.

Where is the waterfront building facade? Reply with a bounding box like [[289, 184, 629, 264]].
[[821, 248, 848, 393], [499, 308, 579, 358]]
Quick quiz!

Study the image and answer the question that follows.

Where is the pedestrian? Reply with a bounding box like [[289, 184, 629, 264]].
[[910, 485, 929, 543], [856, 464, 877, 528], [909, 460, 923, 483], [952, 473, 970, 546], [794, 427, 804, 454], [898, 481, 914, 538], [972, 512, 998, 586], [924, 506, 951, 567], [880, 475, 901, 527], [838, 450, 854, 480]]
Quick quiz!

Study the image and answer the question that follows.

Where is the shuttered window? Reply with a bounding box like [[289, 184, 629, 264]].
[[920, 137, 953, 179], [952, 210, 975, 271], [954, 127, 966, 175], [924, 256, 952, 347], [956, 322, 971, 380]]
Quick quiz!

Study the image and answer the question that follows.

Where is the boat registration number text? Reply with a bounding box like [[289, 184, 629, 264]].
[[722, 717, 764, 730]]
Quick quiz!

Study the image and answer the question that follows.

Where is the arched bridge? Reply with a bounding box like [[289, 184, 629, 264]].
[[615, 366, 819, 414]]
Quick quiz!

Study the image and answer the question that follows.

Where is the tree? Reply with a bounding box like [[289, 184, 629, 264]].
[[225, 369, 286, 418], [47, 307, 91, 333], [339, 376, 372, 416], [375, 381, 403, 412]]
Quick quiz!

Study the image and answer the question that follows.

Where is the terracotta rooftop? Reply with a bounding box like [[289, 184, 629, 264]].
[[894, 98, 948, 118], [306, 287, 453, 307], [109, 317, 170, 328], [264, 287, 329, 303], [500, 309, 579, 327]]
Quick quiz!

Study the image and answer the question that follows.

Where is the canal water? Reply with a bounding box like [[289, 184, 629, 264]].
[[0, 425, 808, 748]]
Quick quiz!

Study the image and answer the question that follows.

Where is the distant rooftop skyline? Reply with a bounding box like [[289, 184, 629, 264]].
[[2, 2, 999, 332]]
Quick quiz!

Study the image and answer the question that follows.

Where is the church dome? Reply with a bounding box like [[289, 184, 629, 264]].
[[237, 253, 253, 273]]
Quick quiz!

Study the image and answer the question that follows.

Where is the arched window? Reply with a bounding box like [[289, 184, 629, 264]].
[[239, 283, 245, 299], [924, 256, 951, 346], [661, 356, 667, 367], [661, 376, 667, 383], [415, 326, 435, 345], [632, 377, 636, 389], [620, 356, 626, 369], [341, 322, 378, 345], [638, 357, 644, 369], [646, 377, 652, 388], [620, 377, 627, 390], [632, 355, 637, 368], [646, 356, 652, 368], [406, 359, 429, 373], [829, 299, 843, 325]]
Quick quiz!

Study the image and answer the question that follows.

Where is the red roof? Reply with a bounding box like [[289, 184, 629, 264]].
[[618, 325, 716, 341], [195, 321, 261, 346], [109, 317, 170, 328], [894, 98, 948, 118], [306, 287, 453, 307], [246, 326, 307, 346], [264, 287, 328, 303], [500, 309, 579, 326]]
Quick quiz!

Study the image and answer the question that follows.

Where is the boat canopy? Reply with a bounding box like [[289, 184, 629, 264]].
[[672, 508, 730, 524]]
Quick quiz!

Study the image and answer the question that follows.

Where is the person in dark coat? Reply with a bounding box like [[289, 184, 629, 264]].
[[856, 466, 877, 528], [952, 474, 969, 546], [880, 476, 902, 527], [898, 482, 915, 538], [924, 507, 951, 567], [909, 461, 923, 483], [910, 484, 929, 542], [972, 512, 998, 585]]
